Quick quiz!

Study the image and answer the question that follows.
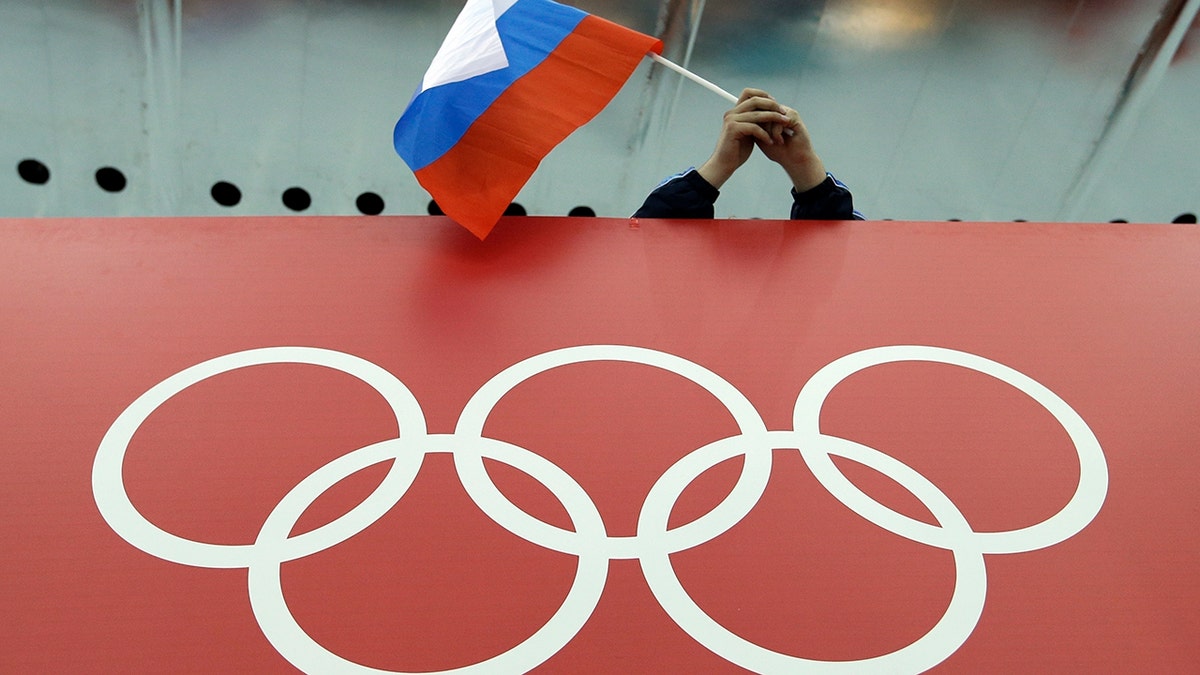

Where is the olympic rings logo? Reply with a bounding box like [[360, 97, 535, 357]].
[[92, 345, 1108, 674]]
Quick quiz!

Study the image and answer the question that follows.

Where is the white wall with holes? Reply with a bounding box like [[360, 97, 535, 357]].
[[2, 0, 1197, 223]]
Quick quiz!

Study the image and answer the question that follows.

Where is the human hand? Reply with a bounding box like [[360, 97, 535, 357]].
[[755, 104, 828, 193], [695, 88, 793, 189]]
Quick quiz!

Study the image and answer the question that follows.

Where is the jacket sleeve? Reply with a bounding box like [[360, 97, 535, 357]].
[[791, 173, 864, 220], [632, 169, 719, 219]]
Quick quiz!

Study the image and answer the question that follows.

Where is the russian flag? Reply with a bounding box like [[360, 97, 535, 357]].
[[394, 0, 662, 239]]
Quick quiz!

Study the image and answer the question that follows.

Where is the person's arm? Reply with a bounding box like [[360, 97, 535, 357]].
[[633, 88, 791, 219], [632, 169, 720, 219], [790, 173, 863, 220], [754, 102, 863, 220], [694, 88, 789, 189]]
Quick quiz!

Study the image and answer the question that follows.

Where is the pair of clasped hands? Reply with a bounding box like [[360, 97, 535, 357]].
[[695, 87, 828, 195]]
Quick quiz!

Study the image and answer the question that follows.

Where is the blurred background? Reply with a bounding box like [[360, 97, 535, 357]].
[[2, 0, 1196, 223]]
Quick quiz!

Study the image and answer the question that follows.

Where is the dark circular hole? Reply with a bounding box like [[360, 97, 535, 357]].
[[569, 205, 596, 217], [282, 187, 311, 212], [427, 199, 443, 216], [1109, 218, 1128, 223], [96, 166, 127, 193], [1172, 212, 1197, 224], [356, 192, 385, 216], [18, 158, 50, 185], [211, 181, 242, 207], [504, 202, 526, 216]]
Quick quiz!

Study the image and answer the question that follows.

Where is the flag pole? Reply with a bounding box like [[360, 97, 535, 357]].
[[647, 52, 738, 103], [646, 52, 793, 136]]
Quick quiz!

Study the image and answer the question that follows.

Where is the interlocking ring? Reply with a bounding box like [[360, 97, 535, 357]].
[[93, 344, 1107, 674]]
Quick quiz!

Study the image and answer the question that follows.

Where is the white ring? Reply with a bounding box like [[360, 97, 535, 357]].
[[92, 347, 426, 568], [793, 345, 1108, 553], [247, 435, 608, 674], [453, 345, 771, 558], [640, 429, 986, 673]]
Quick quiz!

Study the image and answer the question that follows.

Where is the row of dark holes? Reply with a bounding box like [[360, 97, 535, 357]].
[[18, 158, 388, 215], [16, 158, 1198, 223], [16, 158, 596, 218]]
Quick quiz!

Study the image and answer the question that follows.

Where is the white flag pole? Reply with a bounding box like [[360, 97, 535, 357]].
[[646, 52, 794, 136], [647, 52, 737, 104]]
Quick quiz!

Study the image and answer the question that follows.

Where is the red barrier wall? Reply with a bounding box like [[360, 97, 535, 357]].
[[2, 216, 1198, 672]]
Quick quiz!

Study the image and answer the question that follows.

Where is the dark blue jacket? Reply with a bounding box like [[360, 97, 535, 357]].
[[633, 169, 864, 220]]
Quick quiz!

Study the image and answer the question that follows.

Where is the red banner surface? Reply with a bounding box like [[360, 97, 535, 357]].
[[2, 216, 1198, 673]]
